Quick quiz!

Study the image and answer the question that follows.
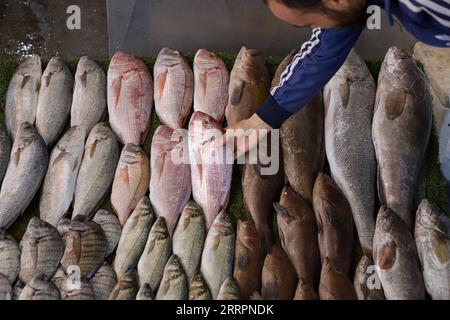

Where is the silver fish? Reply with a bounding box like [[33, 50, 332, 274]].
[[19, 217, 64, 283], [57, 218, 71, 247], [0, 274, 12, 300], [92, 209, 122, 256], [189, 270, 212, 300], [90, 262, 118, 300], [5, 55, 42, 140], [0, 230, 20, 284], [136, 283, 155, 300], [217, 277, 240, 300], [0, 123, 48, 229], [0, 123, 11, 183], [200, 211, 235, 299], [36, 56, 73, 146], [114, 197, 156, 278], [40, 126, 86, 227], [156, 255, 188, 300], [173, 201, 206, 280], [18, 274, 61, 300], [72, 123, 120, 220], [415, 199, 450, 300], [354, 256, 385, 300], [109, 269, 138, 300], [71, 56, 107, 135]]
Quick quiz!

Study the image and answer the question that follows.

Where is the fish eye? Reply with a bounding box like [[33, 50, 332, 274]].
[[202, 119, 209, 127]]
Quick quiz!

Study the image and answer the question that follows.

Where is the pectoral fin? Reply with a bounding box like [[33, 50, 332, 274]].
[[111, 77, 122, 108], [377, 240, 396, 270], [21, 74, 30, 89], [80, 71, 88, 88], [383, 89, 406, 120], [230, 80, 244, 105]]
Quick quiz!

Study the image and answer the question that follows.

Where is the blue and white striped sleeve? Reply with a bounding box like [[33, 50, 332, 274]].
[[257, 26, 363, 128]]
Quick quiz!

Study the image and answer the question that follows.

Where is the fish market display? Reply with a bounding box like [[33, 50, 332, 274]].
[[201, 211, 235, 299], [414, 199, 450, 300], [18, 274, 61, 300], [108, 52, 153, 145], [72, 123, 120, 219], [323, 49, 377, 256], [0, 230, 20, 284], [137, 217, 171, 291], [373, 207, 425, 300], [0, 274, 12, 300], [114, 197, 155, 278], [150, 125, 191, 235], [60, 215, 107, 279], [5, 55, 41, 140], [156, 255, 188, 300], [354, 256, 385, 300], [217, 277, 240, 300], [0, 123, 48, 229], [189, 112, 232, 229], [225, 47, 270, 125], [71, 56, 107, 134], [172, 201, 205, 280], [39, 126, 85, 227], [319, 257, 357, 300], [92, 210, 122, 257], [293, 278, 318, 300], [189, 271, 212, 300], [90, 262, 118, 300], [154, 48, 193, 129], [61, 274, 95, 300], [19, 218, 64, 283], [312, 173, 353, 275], [373, 47, 432, 230], [193, 49, 229, 122], [111, 144, 150, 226], [36, 56, 73, 146], [0, 123, 11, 183], [109, 269, 138, 300], [136, 283, 155, 300]]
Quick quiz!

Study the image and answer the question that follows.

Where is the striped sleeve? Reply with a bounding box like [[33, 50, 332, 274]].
[[256, 26, 363, 129]]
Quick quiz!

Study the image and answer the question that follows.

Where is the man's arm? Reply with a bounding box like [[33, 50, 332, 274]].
[[256, 26, 363, 129]]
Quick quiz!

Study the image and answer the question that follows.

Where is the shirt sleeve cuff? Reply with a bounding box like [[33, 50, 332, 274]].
[[256, 94, 293, 129]]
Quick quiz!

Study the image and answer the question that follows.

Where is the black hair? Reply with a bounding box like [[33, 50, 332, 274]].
[[263, 0, 325, 10]]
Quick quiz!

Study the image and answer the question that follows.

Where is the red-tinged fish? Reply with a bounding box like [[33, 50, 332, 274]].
[[319, 257, 357, 300], [108, 52, 153, 145]]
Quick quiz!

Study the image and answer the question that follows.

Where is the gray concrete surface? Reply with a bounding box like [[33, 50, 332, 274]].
[[107, 0, 417, 60]]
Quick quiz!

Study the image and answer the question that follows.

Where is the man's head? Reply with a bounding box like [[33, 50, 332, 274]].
[[263, 0, 367, 28]]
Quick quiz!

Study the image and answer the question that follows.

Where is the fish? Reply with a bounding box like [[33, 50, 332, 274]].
[[293, 278, 318, 300], [156, 255, 188, 300], [225, 47, 270, 125], [0, 230, 20, 284], [90, 262, 118, 300], [312, 173, 353, 275], [72, 123, 120, 219], [217, 277, 240, 300], [19, 217, 64, 283], [136, 283, 155, 300], [414, 199, 450, 300], [60, 215, 107, 279], [5, 54, 42, 140], [373, 47, 432, 230], [323, 50, 377, 257], [189, 112, 233, 229], [111, 144, 150, 226], [233, 220, 263, 300], [92, 210, 122, 257], [61, 273, 95, 300], [0, 123, 11, 183], [12, 280, 24, 300], [108, 52, 153, 145], [57, 218, 71, 247], [39, 126, 86, 227], [109, 269, 138, 300], [71, 56, 107, 135], [373, 206, 425, 300], [271, 49, 297, 88], [274, 185, 321, 288], [280, 94, 324, 203], [150, 125, 192, 235], [319, 257, 357, 300], [261, 245, 297, 300], [173, 201, 206, 280], [154, 48, 194, 129], [114, 197, 156, 278], [200, 211, 235, 299], [18, 274, 61, 300], [0, 274, 12, 300], [35, 56, 73, 146], [354, 256, 385, 300], [0, 123, 48, 229], [193, 49, 229, 122], [189, 270, 212, 300], [137, 216, 172, 291], [52, 267, 66, 293]]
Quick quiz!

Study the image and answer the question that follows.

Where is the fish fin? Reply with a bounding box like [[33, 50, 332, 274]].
[[21, 74, 30, 89], [273, 202, 289, 219], [211, 234, 221, 251], [230, 80, 244, 105], [154, 153, 166, 182], [199, 71, 207, 96], [316, 213, 323, 235], [72, 157, 79, 171], [377, 240, 396, 270], [35, 79, 41, 93], [377, 165, 387, 206], [158, 279, 170, 296], [182, 215, 191, 231], [325, 207, 340, 229], [146, 238, 156, 253], [30, 240, 38, 270], [44, 72, 53, 87], [431, 237, 449, 264], [238, 250, 250, 269], [156, 73, 167, 100], [80, 71, 88, 88], [13, 150, 21, 166], [111, 77, 122, 108], [383, 89, 405, 120], [120, 167, 130, 187], [339, 82, 350, 109], [51, 149, 67, 167], [89, 140, 98, 158]]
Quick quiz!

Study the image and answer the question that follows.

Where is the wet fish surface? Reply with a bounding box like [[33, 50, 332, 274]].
[[136, 283, 155, 300], [193, 49, 229, 122], [293, 278, 318, 300], [354, 256, 385, 300], [90, 262, 118, 300], [0, 230, 20, 284], [111, 143, 150, 226], [0, 274, 12, 300], [373, 47, 432, 230], [0, 123, 48, 229], [92, 209, 122, 257], [108, 52, 153, 145], [217, 277, 240, 300], [36, 56, 73, 146], [189, 270, 212, 300], [0, 122, 12, 183], [156, 255, 188, 300], [154, 48, 194, 129], [71, 56, 107, 135], [109, 269, 138, 300], [5, 55, 41, 140], [323, 49, 376, 257], [40, 126, 85, 227], [319, 257, 357, 300], [18, 274, 61, 300], [72, 123, 120, 220]]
